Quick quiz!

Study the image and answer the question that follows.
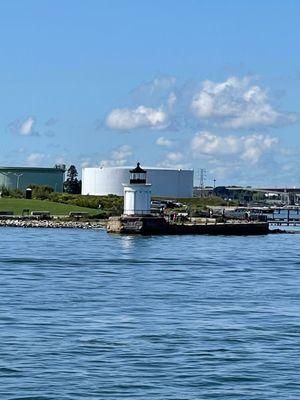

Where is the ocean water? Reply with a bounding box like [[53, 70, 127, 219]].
[[0, 227, 300, 399]]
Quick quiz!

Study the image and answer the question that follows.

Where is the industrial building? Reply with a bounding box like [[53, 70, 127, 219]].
[[0, 165, 66, 192], [82, 166, 194, 198]]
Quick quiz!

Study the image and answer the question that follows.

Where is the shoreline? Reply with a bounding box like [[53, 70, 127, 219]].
[[0, 218, 292, 234], [0, 218, 107, 229]]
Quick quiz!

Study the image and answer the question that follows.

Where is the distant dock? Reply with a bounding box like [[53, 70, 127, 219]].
[[209, 206, 300, 227]]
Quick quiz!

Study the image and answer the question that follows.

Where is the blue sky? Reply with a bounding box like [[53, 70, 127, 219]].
[[1, 0, 300, 186]]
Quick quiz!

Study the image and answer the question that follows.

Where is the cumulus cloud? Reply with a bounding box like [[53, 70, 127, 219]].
[[100, 159, 127, 167], [187, 131, 300, 185], [106, 105, 169, 130], [146, 76, 176, 93], [20, 117, 36, 135], [166, 151, 183, 162], [191, 131, 278, 164], [100, 145, 133, 167], [105, 75, 297, 134], [167, 91, 177, 109], [132, 76, 176, 97], [156, 136, 174, 147], [26, 152, 45, 166], [191, 76, 296, 129], [8, 116, 39, 136], [81, 159, 92, 168], [105, 76, 179, 131], [111, 144, 132, 161]]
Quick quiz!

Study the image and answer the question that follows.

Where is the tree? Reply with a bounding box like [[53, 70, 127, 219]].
[[64, 165, 81, 194]]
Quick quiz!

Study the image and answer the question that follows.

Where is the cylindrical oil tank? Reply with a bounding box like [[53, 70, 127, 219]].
[[82, 166, 194, 198]]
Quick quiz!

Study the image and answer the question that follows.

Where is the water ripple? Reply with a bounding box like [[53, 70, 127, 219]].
[[0, 228, 299, 399]]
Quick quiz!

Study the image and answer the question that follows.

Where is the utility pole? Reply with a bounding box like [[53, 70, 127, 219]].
[[14, 173, 23, 190]]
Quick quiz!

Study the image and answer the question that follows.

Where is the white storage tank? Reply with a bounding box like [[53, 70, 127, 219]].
[[82, 166, 193, 198]]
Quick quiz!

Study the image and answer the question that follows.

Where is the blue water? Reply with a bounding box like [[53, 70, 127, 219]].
[[0, 228, 300, 399]]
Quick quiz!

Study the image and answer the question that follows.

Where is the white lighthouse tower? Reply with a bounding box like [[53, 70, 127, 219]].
[[123, 163, 152, 215]]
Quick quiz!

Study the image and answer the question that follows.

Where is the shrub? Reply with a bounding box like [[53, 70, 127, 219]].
[[49, 193, 124, 213], [0, 186, 24, 198], [29, 185, 54, 200], [0, 186, 10, 197], [9, 189, 24, 198]]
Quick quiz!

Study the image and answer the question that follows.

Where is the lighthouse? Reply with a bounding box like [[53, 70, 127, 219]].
[[123, 163, 152, 215], [107, 163, 169, 234]]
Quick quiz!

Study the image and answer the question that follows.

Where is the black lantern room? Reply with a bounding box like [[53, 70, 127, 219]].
[[129, 162, 147, 184]]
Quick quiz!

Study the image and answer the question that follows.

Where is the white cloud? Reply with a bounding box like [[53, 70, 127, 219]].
[[111, 144, 132, 161], [100, 159, 129, 167], [191, 131, 238, 155], [147, 76, 176, 93], [100, 145, 133, 167], [167, 91, 177, 109], [191, 76, 295, 129], [191, 131, 278, 164], [188, 131, 300, 185], [106, 105, 169, 130], [166, 151, 183, 162], [79, 157, 92, 168], [26, 152, 45, 166], [105, 74, 298, 136], [8, 116, 39, 136], [105, 75, 297, 135], [132, 76, 176, 96], [20, 116, 36, 135], [156, 136, 174, 147]]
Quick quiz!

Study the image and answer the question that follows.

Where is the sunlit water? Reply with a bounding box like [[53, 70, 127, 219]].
[[0, 227, 300, 399]]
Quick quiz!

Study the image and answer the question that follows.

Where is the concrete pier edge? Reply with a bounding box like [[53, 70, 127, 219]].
[[107, 215, 271, 235]]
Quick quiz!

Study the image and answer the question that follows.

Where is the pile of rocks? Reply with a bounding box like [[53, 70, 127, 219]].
[[0, 219, 106, 229]]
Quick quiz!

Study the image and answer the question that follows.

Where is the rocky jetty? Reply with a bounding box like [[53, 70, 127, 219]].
[[0, 218, 106, 229]]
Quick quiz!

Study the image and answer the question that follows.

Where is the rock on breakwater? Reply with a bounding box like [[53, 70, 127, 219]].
[[0, 219, 106, 229]]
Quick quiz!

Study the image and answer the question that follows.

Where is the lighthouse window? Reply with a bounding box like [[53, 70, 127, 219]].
[[129, 163, 147, 184]]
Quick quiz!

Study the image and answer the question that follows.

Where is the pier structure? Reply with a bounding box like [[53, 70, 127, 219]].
[[268, 207, 300, 226]]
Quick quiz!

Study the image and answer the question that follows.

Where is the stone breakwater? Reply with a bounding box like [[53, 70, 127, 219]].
[[107, 216, 271, 235], [0, 219, 106, 229]]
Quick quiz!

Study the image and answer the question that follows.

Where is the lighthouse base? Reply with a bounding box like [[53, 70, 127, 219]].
[[107, 215, 169, 234]]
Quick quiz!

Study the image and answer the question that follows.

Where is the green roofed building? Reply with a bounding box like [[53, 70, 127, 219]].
[[0, 165, 66, 192]]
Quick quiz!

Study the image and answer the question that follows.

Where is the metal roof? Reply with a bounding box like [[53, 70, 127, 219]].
[[0, 166, 65, 172], [84, 166, 194, 172]]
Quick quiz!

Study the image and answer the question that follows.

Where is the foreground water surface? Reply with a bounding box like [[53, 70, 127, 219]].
[[0, 228, 299, 399]]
